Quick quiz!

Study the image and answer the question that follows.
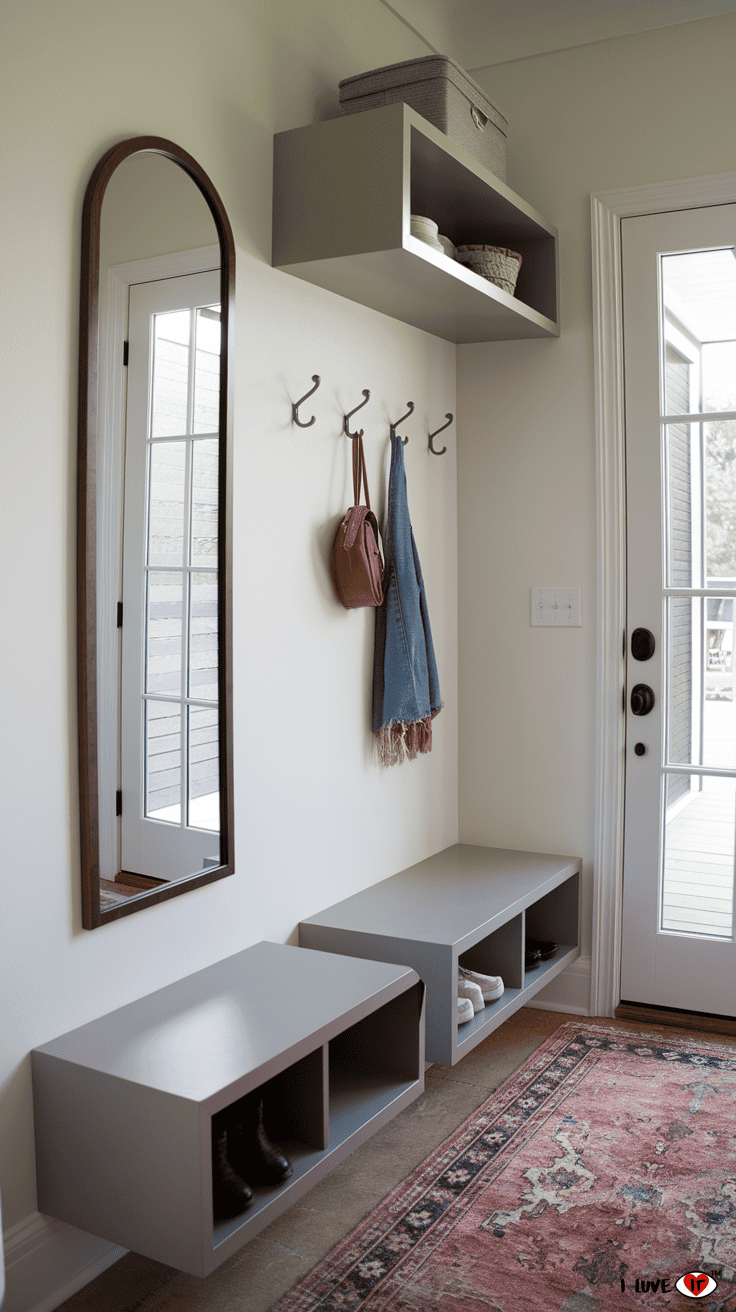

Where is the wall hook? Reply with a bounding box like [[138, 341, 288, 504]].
[[428, 412, 453, 456], [390, 401, 415, 445], [343, 389, 370, 438], [292, 375, 321, 427]]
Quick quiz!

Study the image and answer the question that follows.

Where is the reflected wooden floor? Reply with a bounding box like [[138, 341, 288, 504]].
[[662, 788, 735, 935]]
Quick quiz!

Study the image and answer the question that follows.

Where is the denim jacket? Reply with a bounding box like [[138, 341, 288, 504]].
[[372, 433, 442, 765]]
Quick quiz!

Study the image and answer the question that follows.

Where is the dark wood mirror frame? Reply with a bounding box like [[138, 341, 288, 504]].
[[78, 136, 235, 929]]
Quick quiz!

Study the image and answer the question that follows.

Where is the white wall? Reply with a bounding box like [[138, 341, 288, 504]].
[[457, 12, 736, 1003], [7, 3, 736, 1305], [0, 3, 456, 1308]]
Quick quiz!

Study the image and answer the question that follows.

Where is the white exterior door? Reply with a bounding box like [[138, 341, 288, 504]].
[[121, 271, 221, 881], [621, 204, 736, 1012]]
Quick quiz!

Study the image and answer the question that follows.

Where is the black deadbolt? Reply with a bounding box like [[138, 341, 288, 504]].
[[631, 684, 655, 716], [631, 628, 656, 660], [634, 742, 646, 756]]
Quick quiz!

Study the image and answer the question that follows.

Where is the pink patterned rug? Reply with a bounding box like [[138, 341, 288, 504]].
[[274, 1021, 736, 1311]]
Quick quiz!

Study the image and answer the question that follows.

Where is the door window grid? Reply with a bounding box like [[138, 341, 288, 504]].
[[143, 306, 219, 831], [659, 250, 736, 939]]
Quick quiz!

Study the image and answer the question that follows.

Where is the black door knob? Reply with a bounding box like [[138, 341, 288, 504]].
[[631, 628, 656, 660], [634, 742, 646, 756], [631, 684, 655, 716]]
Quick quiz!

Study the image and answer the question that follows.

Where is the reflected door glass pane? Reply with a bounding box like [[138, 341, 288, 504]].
[[145, 701, 182, 822], [188, 706, 219, 832], [662, 773, 735, 939], [190, 438, 218, 566], [151, 310, 191, 436], [193, 306, 220, 434], [145, 572, 183, 695], [188, 572, 218, 700], [662, 249, 736, 415], [147, 441, 186, 566]]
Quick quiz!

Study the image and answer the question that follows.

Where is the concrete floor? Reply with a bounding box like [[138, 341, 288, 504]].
[[55, 1006, 727, 1312]]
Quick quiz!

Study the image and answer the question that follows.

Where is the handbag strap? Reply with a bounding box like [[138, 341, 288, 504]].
[[352, 434, 371, 511]]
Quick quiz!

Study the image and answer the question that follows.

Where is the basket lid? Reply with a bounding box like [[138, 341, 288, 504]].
[[338, 54, 507, 132]]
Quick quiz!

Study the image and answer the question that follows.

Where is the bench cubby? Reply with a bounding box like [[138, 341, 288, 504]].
[[32, 941, 424, 1276], [300, 845, 581, 1066]]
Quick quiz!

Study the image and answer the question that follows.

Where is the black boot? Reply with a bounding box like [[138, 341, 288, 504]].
[[229, 1098, 293, 1186], [211, 1127, 253, 1220]]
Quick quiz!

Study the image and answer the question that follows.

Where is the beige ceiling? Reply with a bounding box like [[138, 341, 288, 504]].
[[382, 0, 736, 69]]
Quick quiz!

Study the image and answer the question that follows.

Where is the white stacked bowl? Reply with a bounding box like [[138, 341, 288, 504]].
[[410, 214, 444, 253]]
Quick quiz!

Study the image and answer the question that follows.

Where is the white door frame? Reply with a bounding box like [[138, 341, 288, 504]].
[[590, 172, 736, 1017]]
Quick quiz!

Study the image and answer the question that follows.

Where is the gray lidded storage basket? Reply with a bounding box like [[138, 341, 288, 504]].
[[338, 55, 507, 183]]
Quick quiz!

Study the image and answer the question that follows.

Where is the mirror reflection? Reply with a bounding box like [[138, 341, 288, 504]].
[[96, 153, 223, 912]]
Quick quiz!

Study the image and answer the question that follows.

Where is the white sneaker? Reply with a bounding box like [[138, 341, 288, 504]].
[[458, 966, 504, 1002], [457, 997, 474, 1025], [457, 976, 485, 1013]]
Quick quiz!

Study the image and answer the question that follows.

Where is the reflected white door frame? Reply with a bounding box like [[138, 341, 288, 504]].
[[590, 172, 736, 1017], [96, 246, 219, 879]]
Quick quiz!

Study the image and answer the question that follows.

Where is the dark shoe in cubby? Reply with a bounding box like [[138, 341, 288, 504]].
[[526, 938, 558, 960], [211, 1129, 253, 1220], [524, 947, 542, 971], [228, 1097, 293, 1186]]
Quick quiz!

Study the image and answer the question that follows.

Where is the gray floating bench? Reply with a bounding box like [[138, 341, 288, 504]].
[[300, 844, 581, 1066], [32, 941, 424, 1277]]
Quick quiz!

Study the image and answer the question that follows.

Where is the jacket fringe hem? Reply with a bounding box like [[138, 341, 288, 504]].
[[374, 708, 442, 767]]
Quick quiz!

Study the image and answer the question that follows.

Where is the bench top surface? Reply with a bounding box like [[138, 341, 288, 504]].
[[300, 844, 581, 947], [33, 942, 418, 1100]]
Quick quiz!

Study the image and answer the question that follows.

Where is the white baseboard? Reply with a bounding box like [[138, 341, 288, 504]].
[[525, 955, 591, 1016], [3, 1211, 126, 1312]]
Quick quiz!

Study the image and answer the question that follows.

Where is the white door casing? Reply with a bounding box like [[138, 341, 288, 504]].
[[590, 173, 736, 1017], [620, 204, 736, 1011]]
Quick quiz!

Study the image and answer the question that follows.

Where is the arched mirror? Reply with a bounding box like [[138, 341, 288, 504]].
[[78, 137, 234, 928]]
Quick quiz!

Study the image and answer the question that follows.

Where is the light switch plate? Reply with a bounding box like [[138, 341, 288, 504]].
[[531, 587, 582, 626]]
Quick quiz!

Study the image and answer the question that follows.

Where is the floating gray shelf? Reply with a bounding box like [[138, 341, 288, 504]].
[[272, 103, 559, 344], [299, 845, 581, 1065], [32, 941, 424, 1277]]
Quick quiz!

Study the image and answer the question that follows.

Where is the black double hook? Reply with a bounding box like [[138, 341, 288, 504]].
[[428, 412, 453, 456], [343, 389, 370, 439], [292, 375, 321, 428], [390, 401, 415, 445]]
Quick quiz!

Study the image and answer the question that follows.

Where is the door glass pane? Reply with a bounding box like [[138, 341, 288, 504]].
[[193, 305, 220, 434], [145, 572, 183, 696], [661, 249, 736, 416], [145, 701, 182, 822], [666, 595, 697, 768], [188, 706, 219, 833], [190, 438, 218, 567], [147, 441, 186, 566], [188, 571, 218, 700], [661, 773, 735, 940], [664, 421, 696, 588], [705, 419, 736, 581], [151, 309, 191, 437], [666, 596, 736, 768]]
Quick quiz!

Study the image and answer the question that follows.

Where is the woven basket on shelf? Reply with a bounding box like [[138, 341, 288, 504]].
[[455, 245, 522, 295]]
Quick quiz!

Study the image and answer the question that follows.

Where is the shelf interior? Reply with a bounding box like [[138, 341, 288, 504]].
[[456, 985, 524, 1048], [212, 1137, 326, 1248], [329, 1066, 419, 1148], [460, 915, 523, 991], [328, 985, 422, 1144], [524, 944, 577, 989], [409, 125, 557, 324]]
